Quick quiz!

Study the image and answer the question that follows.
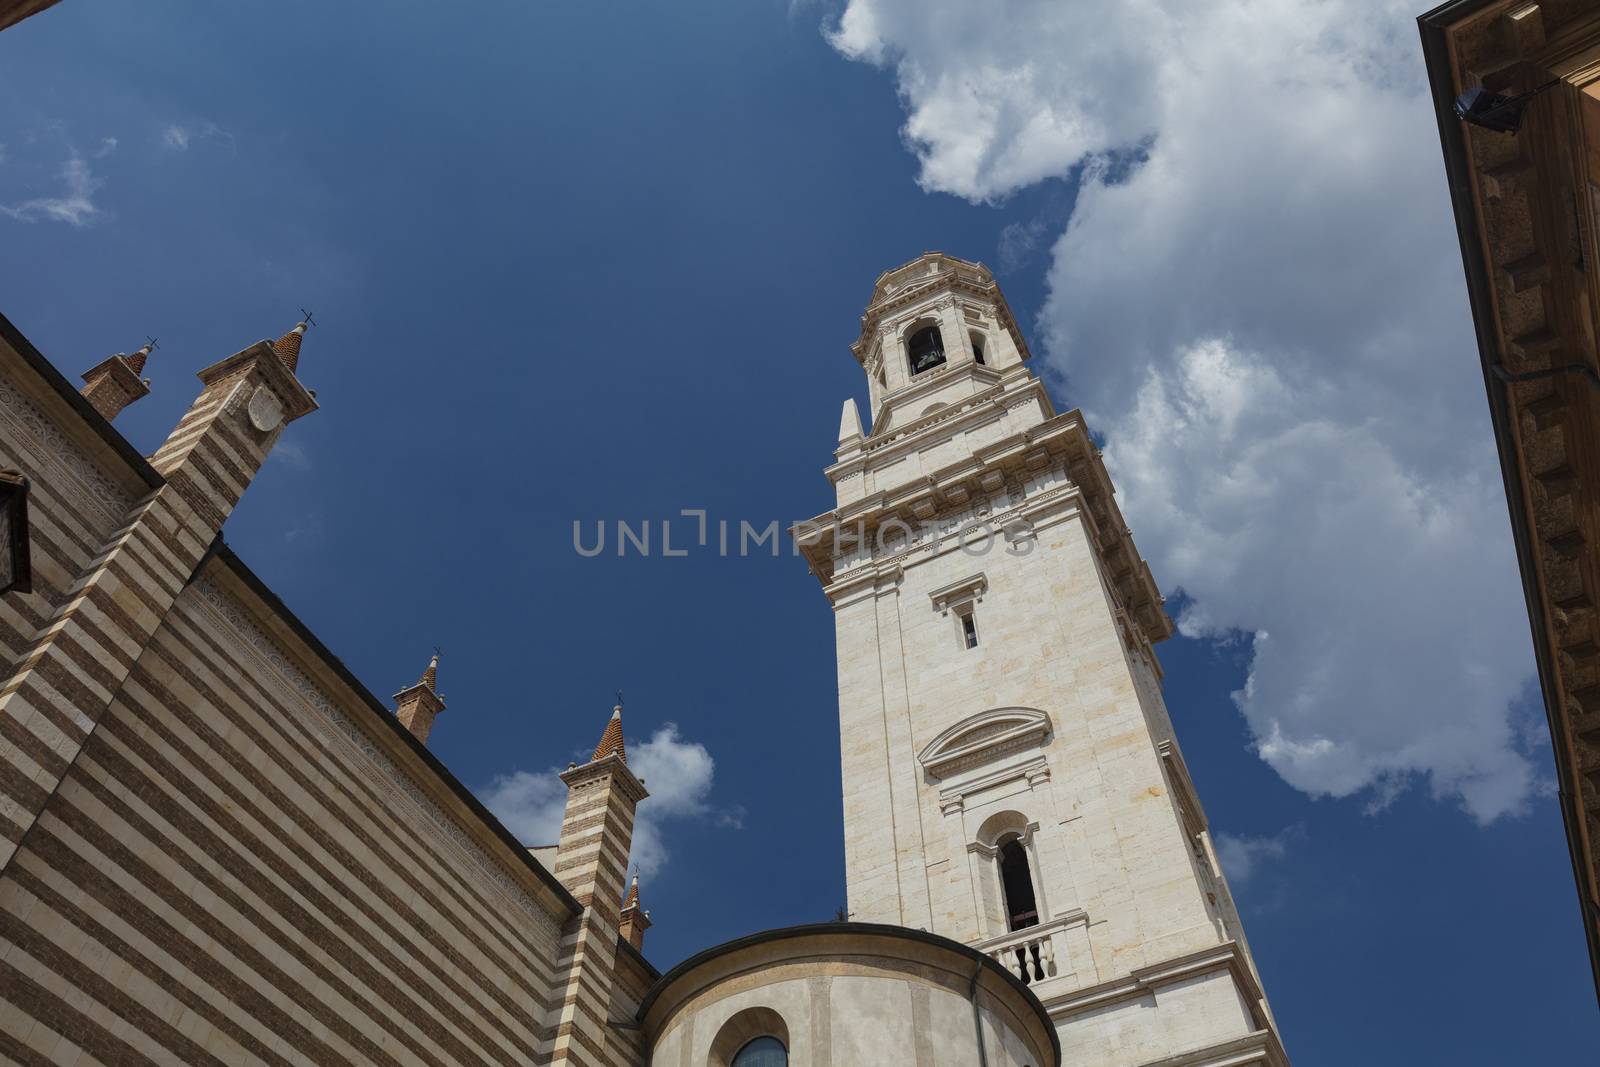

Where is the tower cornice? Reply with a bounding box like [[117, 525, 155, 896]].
[[195, 340, 318, 424], [560, 751, 649, 805], [794, 407, 1172, 642], [833, 368, 1041, 471]]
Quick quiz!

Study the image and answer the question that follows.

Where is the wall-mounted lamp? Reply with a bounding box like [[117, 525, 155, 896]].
[[1454, 79, 1562, 134]]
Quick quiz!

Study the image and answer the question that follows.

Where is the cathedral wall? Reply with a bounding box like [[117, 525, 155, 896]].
[[0, 338, 150, 688], [605, 948, 656, 1067], [0, 568, 569, 1066], [835, 584, 910, 926]]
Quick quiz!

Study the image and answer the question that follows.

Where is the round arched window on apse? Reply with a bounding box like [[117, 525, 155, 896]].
[[708, 1007, 789, 1067], [730, 1035, 787, 1067]]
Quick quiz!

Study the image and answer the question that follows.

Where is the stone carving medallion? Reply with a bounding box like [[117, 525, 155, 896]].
[[247, 386, 285, 433]]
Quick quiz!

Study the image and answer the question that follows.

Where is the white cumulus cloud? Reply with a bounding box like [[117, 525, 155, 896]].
[[480, 722, 732, 879], [827, 0, 1542, 821]]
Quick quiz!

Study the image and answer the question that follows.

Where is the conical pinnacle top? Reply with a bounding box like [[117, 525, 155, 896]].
[[592, 705, 626, 764], [126, 340, 154, 375]]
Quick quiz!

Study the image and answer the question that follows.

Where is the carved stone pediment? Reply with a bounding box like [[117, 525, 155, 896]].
[[928, 572, 987, 615], [918, 706, 1053, 780]]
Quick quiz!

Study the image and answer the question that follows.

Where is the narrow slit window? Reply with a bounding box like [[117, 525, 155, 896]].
[[960, 609, 979, 649]]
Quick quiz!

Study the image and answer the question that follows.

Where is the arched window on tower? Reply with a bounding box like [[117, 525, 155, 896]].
[[731, 1037, 788, 1067], [906, 325, 947, 376], [969, 330, 986, 365], [999, 834, 1040, 931]]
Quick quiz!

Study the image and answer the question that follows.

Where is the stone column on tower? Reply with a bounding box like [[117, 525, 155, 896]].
[[936, 298, 975, 365]]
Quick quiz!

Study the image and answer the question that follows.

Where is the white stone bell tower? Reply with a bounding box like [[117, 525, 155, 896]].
[[795, 254, 1290, 1067]]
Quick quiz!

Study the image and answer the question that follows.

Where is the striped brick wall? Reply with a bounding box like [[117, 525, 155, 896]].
[[545, 753, 647, 1066], [0, 340, 142, 692], [0, 328, 605, 1064], [0, 566, 572, 1065], [603, 949, 655, 1067], [0, 341, 315, 873], [553, 763, 639, 916]]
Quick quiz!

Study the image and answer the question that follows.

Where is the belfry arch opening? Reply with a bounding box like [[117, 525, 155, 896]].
[[906, 324, 946, 376], [999, 834, 1039, 931]]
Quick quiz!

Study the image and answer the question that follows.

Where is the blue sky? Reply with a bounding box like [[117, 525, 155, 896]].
[[1, 0, 1596, 1061]]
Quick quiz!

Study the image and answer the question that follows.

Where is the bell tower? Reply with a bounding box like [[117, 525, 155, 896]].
[[796, 254, 1290, 1067]]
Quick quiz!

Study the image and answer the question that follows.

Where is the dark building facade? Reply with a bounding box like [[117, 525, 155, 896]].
[[1421, 0, 1600, 1002]]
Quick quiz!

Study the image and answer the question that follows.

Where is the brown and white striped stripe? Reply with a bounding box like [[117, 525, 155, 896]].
[[0, 344, 298, 873], [0, 576, 567, 1065], [0, 331, 618, 1065], [543, 746, 647, 1066]]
